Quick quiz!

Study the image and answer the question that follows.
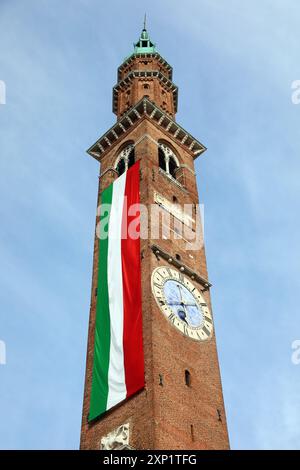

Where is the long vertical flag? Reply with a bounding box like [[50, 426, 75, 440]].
[[89, 161, 144, 421]]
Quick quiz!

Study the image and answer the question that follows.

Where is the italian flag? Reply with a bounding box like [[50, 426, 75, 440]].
[[89, 161, 144, 421]]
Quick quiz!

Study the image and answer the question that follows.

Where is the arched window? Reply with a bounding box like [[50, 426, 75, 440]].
[[158, 143, 179, 180], [115, 144, 135, 176]]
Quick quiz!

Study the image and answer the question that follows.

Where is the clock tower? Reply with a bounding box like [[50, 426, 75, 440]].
[[80, 24, 230, 450]]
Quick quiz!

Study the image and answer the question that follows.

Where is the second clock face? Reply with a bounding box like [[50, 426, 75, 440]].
[[151, 266, 214, 341]]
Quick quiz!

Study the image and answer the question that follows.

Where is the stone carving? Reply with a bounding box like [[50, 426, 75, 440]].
[[100, 423, 130, 450]]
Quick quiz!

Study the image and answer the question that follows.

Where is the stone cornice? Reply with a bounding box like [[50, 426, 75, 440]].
[[118, 53, 173, 81], [87, 98, 207, 162]]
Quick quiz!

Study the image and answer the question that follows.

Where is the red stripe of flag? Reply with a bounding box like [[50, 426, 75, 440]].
[[121, 161, 145, 397]]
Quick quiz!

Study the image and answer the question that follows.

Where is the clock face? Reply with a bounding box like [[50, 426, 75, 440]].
[[151, 266, 214, 341]]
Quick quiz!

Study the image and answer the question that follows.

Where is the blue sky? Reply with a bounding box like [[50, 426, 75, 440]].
[[0, 0, 300, 449]]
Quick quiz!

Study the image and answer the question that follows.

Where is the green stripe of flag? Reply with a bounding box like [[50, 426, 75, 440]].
[[89, 183, 113, 421]]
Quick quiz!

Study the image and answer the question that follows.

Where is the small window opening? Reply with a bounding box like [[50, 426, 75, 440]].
[[159, 374, 163, 386], [190, 424, 195, 442], [175, 253, 181, 261], [185, 369, 191, 387]]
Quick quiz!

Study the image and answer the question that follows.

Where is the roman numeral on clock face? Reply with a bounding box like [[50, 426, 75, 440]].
[[204, 315, 212, 324], [197, 330, 205, 340], [154, 280, 164, 289], [168, 312, 176, 324], [202, 325, 210, 337], [166, 267, 173, 277], [183, 323, 190, 337]]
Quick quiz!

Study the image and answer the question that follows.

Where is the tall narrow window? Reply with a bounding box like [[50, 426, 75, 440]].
[[185, 369, 191, 387], [190, 424, 195, 442]]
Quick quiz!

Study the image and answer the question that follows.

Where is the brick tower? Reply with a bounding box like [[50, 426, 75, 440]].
[[80, 24, 230, 450]]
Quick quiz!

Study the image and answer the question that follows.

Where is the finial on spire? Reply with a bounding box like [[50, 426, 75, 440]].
[[130, 16, 156, 56]]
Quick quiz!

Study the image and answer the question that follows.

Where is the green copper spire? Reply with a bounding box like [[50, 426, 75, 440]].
[[133, 14, 156, 54]]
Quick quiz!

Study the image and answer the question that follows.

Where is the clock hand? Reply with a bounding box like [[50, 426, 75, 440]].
[[181, 303, 190, 325], [176, 284, 197, 307], [167, 300, 197, 307], [177, 308, 188, 324], [177, 284, 183, 302]]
